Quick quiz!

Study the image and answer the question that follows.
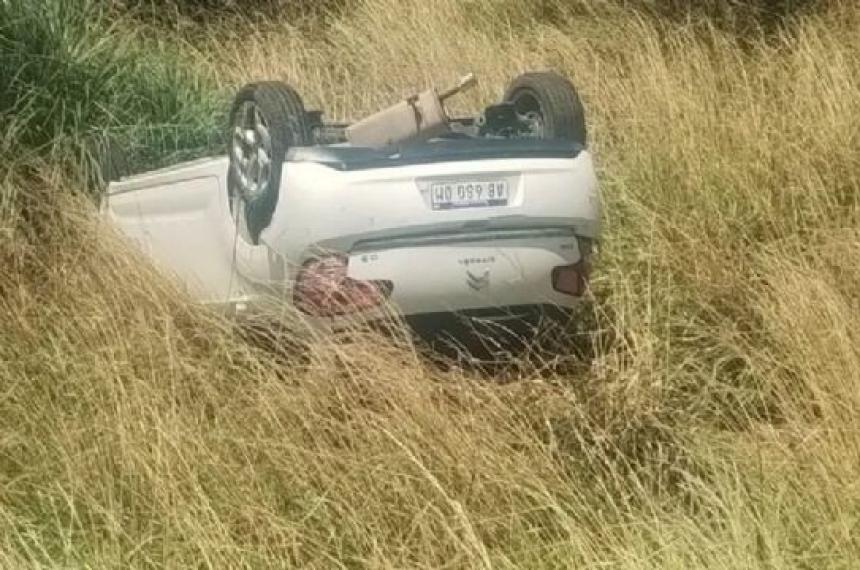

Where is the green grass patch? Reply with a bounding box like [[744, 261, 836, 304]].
[[0, 0, 225, 188]]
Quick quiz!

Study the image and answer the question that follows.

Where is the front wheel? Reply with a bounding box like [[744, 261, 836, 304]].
[[503, 72, 587, 146], [228, 81, 310, 244]]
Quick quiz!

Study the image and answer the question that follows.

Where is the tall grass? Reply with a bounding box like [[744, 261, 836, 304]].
[[0, 0, 223, 187], [1, 0, 860, 567]]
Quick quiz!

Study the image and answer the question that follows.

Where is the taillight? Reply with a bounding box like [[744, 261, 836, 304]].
[[294, 255, 393, 317], [552, 237, 593, 297]]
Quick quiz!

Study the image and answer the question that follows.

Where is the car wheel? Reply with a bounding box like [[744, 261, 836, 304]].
[[503, 72, 587, 146], [228, 81, 309, 244]]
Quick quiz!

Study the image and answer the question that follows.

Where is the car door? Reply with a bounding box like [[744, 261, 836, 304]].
[[101, 157, 272, 306]]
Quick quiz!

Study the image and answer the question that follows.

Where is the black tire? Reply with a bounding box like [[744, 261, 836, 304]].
[[228, 81, 310, 244], [503, 72, 587, 146]]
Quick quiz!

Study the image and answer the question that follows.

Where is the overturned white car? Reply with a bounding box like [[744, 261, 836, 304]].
[[102, 72, 600, 351]]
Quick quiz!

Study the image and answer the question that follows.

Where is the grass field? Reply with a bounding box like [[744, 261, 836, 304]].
[[2, 0, 860, 567]]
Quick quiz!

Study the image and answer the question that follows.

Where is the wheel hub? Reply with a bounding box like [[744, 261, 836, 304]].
[[511, 91, 545, 139], [230, 101, 273, 201]]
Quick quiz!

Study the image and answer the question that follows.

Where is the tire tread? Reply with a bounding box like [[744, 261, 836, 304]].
[[503, 72, 587, 145], [228, 82, 309, 243]]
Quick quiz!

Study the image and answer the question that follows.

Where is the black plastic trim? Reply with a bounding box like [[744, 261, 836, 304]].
[[287, 138, 584, 171]]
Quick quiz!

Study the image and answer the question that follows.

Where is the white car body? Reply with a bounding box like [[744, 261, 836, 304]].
[[102, 139, 600, 331]]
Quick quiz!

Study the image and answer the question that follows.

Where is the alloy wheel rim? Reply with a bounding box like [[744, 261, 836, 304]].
[[230, 101, 273, 201]]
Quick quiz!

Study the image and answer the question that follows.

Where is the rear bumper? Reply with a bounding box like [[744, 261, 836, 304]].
[[262, 151, 600, 263]]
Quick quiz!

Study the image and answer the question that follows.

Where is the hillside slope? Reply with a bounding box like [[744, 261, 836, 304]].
[[1, 0, 859, 567]]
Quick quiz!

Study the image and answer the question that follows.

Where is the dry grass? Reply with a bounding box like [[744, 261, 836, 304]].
[[2, 0, 860, 567]]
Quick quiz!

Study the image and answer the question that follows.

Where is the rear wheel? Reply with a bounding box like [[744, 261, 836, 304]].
[[228, 82, 310, 244], [503, 72, 587, 146]]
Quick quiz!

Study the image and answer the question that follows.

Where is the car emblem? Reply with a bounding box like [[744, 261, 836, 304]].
[[466, 269, 490, 291]]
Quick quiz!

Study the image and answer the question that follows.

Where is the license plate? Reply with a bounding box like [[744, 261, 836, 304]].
[[430, 180, 510, 210]]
